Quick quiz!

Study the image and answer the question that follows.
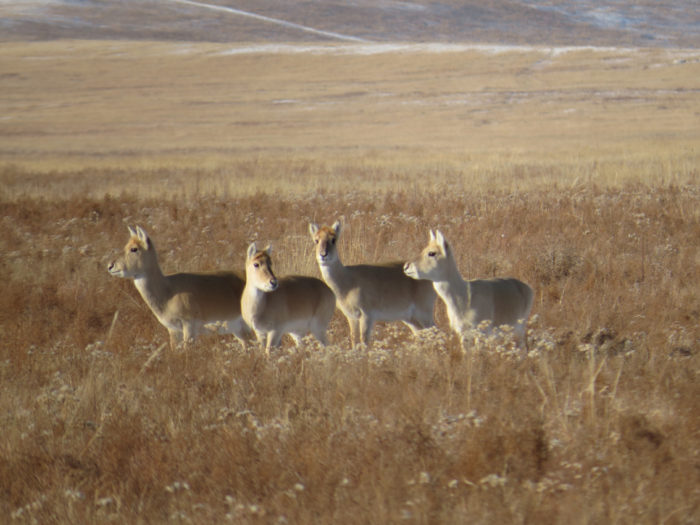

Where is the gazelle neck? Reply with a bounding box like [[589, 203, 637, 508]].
[[133, 263, 170, 314], [318, 254, 349, 288], [432, 254, 469, 331], [243, 280, 267, 302], [242, 281, 270, 329]]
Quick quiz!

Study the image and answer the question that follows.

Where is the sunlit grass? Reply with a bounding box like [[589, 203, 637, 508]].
[[1, 41, 698, 186], [2, 180, 698, 523]]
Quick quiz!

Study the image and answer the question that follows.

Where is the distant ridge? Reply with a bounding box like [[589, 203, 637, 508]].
[[0, 0, 697, 48], [169, 0, 370, 43]]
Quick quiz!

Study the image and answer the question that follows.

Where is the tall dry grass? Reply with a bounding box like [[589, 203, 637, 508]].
[[1, 170, 698, 523]]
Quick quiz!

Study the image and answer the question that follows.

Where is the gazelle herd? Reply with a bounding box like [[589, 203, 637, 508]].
[[108, 221, 533, 353]]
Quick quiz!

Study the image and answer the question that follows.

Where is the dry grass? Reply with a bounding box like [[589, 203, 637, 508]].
[[1, 42, 699, 523], [1, 181, 699, 523]]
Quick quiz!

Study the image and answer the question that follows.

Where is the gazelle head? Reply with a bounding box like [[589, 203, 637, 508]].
[[245, 243, 278, 292], [404, 230, 450, 282], [309, 220, 341, 266], [108, 225, 157, 279]]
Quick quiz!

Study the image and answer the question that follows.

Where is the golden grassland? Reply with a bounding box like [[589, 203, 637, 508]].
[[1, 41, 699, 194], [1, 42, 699, 523]]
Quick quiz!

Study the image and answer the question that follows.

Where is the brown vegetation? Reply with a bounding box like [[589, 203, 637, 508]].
[[1, 176, 698, 523], [1, 42, 698, 523]]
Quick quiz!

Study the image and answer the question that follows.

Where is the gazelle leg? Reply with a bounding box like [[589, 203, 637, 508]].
[[359, 315, 373, 347], [347, 317, 360, 348], [168, 328, 183, 351]]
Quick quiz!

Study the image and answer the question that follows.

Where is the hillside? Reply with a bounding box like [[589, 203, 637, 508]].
[[1, 0, 698, 47]]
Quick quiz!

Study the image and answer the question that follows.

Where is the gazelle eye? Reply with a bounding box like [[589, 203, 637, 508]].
[[428, 251, 436, 257], [253, 262, 259, 268], [314, 239, 318, 244], [130, 247, 138, 253]]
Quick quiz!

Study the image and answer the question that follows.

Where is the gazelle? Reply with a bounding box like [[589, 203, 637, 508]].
[[242, 243, 335, 355], [309, 220, 437, 347], [404, 230, 534, 349], [107, 225, 249, 349]]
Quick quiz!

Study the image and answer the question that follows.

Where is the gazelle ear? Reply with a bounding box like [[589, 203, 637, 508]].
[[332, 220, 341, 236], [264, 244, 272, 256], [309, 223, 319, 237], [128, 225, 137, 238], [435, 230, 448, 252], [429, 229, 436, 242], [135, 226, 151, 248], [247, 242, 257, 261]]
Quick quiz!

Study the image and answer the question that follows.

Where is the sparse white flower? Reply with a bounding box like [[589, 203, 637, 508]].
[[479, 473, 507, 488], [64, 489, 85, 501], [96, 497, 114, 507]]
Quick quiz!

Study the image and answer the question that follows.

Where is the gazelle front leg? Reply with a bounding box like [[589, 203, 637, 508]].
[[168, 328, 183, 351], [182, 321, 201, 347], [265, 330, 283, 356], [347, 317, 360, 348], [253, 330, 267, 352], [359, 314, 374, 348]]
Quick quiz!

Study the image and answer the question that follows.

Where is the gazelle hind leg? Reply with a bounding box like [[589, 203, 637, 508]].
[[402, 320, 422, 336], [403, 307, 435, 335], [515, 321, 529, 353], [417, 309, 436, 329], [316, 329, 329, 346], [227, 318, 251, 348], [310, 312, 331, 346]]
